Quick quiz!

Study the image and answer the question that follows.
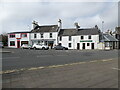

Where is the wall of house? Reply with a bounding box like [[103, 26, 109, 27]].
[[8, 33, 30, 48], [59, 35, 100, 50], [30, 32, 58, 46]]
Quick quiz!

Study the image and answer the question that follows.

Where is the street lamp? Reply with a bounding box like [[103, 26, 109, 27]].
[[102, 21, 104, 49]]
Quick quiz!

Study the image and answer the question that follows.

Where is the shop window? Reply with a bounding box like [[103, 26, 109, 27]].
[[21, 33, 27, 38], [87, 43, 90, 46], [10, 41, 15, 46]]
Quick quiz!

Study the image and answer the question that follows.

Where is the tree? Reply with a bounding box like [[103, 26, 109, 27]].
[[0, 33, 8, 46]]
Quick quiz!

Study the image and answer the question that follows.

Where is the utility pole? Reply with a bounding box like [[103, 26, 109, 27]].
[[102, 21, 104, 49]]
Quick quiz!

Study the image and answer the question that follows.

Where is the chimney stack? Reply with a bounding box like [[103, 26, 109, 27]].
[[74, 22, 80, 30], [58, 19, 62, 29], [31, 20, 39, 30]]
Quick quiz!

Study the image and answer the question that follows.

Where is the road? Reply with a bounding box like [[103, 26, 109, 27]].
[[2, 48, 118, 71], [2, 58, 118, 88]]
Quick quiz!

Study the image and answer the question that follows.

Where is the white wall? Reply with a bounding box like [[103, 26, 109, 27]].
[[31, 32, 58, 46], [8, 33, 30, 48], [59, 35, 100, 50]]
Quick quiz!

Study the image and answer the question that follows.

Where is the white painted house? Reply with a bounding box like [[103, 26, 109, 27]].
[[30, 19, 62, 49], [8, 31, 30, 48], [58, 25, 102, 50]]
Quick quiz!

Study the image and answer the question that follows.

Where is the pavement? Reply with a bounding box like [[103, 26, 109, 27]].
[[2, 58, 118, 88]]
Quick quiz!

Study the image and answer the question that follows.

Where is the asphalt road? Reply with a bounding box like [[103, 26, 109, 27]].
[[2, 48, 118, 71]]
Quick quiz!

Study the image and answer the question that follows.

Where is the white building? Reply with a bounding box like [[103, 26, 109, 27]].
[[58, 26, 102, 50], [30, 19, 62, 49], [8, 31, 30, 48]]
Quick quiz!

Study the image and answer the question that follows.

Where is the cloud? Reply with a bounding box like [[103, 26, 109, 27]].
[[0, 1, 118, 34]]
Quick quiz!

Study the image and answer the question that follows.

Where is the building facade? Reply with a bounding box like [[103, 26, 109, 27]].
[[8, 32, 30, 48], [8, 20, 118, 50], [58, 27, 102, 50]]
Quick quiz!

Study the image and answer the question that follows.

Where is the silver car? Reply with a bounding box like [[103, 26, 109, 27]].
[[21, 44, 32, 49]]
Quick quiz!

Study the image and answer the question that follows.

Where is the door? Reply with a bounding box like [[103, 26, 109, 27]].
[[77, 43, 80, 50], [82, 43, 85, 49], [17, 41, 20, 48], [91, 43, 94, 49]]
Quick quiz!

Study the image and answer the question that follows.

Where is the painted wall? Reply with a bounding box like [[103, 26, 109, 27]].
[[8, 33, 30, 48], [30, 32, 58, 46], [59, 35, 100, 50]]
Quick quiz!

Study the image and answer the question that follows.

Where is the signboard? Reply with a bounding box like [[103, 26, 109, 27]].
[[80, 40, 92, 42]]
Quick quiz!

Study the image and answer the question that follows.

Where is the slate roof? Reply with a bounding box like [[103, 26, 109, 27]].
[[8, 31, 31, 34], [58, 28, 101, 36], [102, 34, 118, 41], [31, 25, 59, 33]]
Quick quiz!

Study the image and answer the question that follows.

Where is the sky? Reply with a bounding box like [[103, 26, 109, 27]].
[[0, 0, 119, 34]]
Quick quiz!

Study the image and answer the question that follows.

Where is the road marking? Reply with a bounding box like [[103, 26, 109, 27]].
[[112, 68, 120, 71], [1, 58, 116, 74], [2, 57, 20, 59]]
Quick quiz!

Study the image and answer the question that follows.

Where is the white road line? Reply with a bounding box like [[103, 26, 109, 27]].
[[112, 67, 120, 71], [2, 57, 20, 59]]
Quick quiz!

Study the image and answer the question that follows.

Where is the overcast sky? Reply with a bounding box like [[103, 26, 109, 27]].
[[0, 0, 119, 34]]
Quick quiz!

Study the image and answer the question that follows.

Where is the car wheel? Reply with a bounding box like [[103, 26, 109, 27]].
[[42, 47, 45, 50], [34, 47, 36, 50], [63, 48, 66, 50]]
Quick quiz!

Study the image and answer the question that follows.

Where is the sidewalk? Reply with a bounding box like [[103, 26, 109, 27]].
[[2, 58, 118, 88]]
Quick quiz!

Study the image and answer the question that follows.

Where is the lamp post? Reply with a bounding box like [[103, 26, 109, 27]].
[[102, 21, 104, 49]]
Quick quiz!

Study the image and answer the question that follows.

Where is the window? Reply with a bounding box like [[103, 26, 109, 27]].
[[60, 36, 62, 41], [87, 43, 90, 46], [41, 33, 43, 38], [88, 35, 91, 39], [21, 33, 27, 38], [10, 41, 15, 46], [50, 33, 52, 38], [81, 36, 84, 39], [69, 43, 71, 47], [34, 34, 37, 38], [59, 43, 61, 46], [69, 36, 72, 41], [105, 42, 109, 47], [10, 34, 15, 38]]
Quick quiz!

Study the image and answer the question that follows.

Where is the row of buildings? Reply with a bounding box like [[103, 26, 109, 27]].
[[8, 19, 119, 50]]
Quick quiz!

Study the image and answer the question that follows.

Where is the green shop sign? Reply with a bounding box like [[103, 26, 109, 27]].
[[80, 40, 92, 42]]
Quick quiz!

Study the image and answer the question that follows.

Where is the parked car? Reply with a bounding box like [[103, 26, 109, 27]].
[[54, 45, 68, 50], [32, 43, 49, 50], [0, 42, 4, 48], [21, 44, 32, 49]]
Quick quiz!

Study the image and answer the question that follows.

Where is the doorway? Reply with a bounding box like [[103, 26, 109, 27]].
[[82, 43, 85, 49], [77, 43, 80, 50], [17, 41, 20, 48], [91, 43, 94, 49]]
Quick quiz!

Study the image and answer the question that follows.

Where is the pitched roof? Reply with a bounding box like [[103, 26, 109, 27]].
[[58, 28, 101, 36], [8, 31, 31, 34], [102, 34, 118, 41], [31, 25, 59, 33]]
